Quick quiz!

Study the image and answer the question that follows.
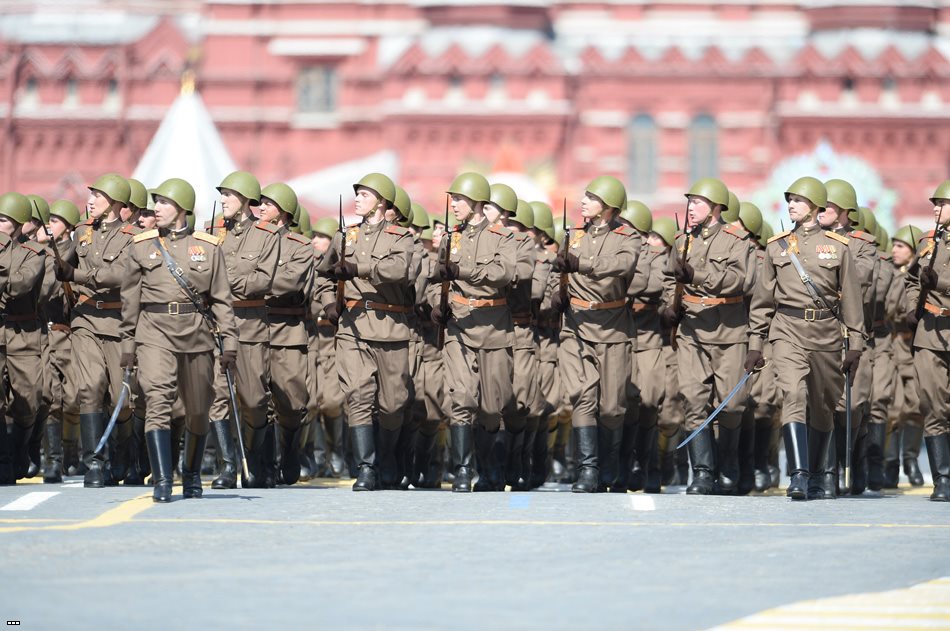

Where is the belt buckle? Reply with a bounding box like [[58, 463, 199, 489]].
[[168, 303, 180, 316], [467, 298, 477, 307], [364, 300, 373, 311], [699, 296, 708, 307], [803, 308, 816, 321], [95, 300, 104, 310]]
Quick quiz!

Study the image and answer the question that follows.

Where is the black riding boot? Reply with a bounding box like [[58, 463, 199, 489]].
[[278, 425, 301, 486], [736, 413, 756, 496], [412, 430, 438, 488], [783, 423, 809, 500], [123, 415, 146, 486], [599, 424, 623, 492], [181, 430, 208, 499], [865, 423, 886, 491], [240, 424, 266, 489], [350, 425, 377, 491], [883, 425, 900, 489], [145, 429, 174, 503], [851, 427, 868, 495], [506, 430, 529, 491], [752, 419, 773, 492], [571, 426, 599, 493], [686, 427, 716, 495], [325, 414, 346, 478], [63, 420, 81, 477], [474, 426, 501, 492], [716, 425, 741, 496], [27, 418, 45, 478], [925, 435, 950, 502], [9, 424, 32, 480], [615, 421, 638, 493], [639, 426, 661, 493], [109, 419, 133, 485], [376, 426, 402, 490], [210, 419, 237, 489], [43, 419, 64, 484], [807, 427, 835, 500], [80, 413, 108, 488], [530, 423, 550, 489], [451, 424, 475, 492], [903, 424, 925, 487]]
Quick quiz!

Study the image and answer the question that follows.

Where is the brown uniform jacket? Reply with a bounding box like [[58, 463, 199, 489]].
[[564, 220, 639, 344], [211, 215, 280, 343], [870, 252, 895, 335], [906, 229, 950, 352], [749, 222, 865, 353], [266, 226, 314, 348], [433, 218, 515, 350], [120, 227, 238, 355], [72, 218, 135, 338], [509, 232, 537, 349], [315, 218, 413, 343], [628, 245, 666, 351], [40, 238, 77, 327], [2, 236, 46, 355], [666, 221, 750, 345]]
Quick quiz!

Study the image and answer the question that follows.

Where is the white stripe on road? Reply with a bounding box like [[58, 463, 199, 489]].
[[630, 496, 656, 511], [0, 491, 60, 511]]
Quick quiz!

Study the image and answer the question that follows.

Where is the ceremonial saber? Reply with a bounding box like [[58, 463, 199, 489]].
[[677, 370, 754, 449], [95, 366, 133, 455]]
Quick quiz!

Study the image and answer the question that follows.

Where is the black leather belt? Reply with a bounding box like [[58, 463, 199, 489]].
[[777, 305, 836, 321], [143, 302, 199, 315]]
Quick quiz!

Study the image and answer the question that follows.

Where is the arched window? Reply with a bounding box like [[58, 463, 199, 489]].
[[688, 114, 718, 183], [627, 114, 658, 194]]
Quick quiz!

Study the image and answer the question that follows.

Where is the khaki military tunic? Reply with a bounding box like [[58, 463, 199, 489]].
[[206, 215, 280, 427], [316, 218, 413, 430], [868, 252, 897, 428], [416, 250, 449, 427], [535, 248, 565, 427], [749, 223, 865, 431], [627, 245, 666, 426], [435, 218, 516, 431], [120, 226, 238, 433], [889, 265, 922, 431], [43, 238, 79, 425], [558, 220, 639, 429], [835, 229, 878, 419], [667, 221, 751, 431], [507, 231, 543, 432], [906, 229, 950, 436], [71, 217, 135, 415]]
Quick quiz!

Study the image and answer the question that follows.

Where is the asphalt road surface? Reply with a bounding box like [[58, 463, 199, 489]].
[[1, 477, 947, 630]]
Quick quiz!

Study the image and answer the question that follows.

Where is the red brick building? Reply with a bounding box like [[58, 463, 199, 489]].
[[2, 1, 949, 229]]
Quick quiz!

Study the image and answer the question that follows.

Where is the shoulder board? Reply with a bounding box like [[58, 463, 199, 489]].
[[488, 224, 512, 237], [20, 240, 45, 254], [133, 229, 159, 243], [213, 218, 225, 229], [385, 224, 410, 236], [255, 221, 279, 234], [612, 224, 635, 236], [82, 218, 95, 226], [193, 231, 221, 246], [121, 225, 137, 236], [723, 224, 749, 240], [285, 231, 309, 245], [848, 230, 874, 244], [827, 231, 850, 245], [767, 230, 791, 245]]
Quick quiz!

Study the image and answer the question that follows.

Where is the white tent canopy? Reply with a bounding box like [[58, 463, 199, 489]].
[[132, 88, 237, 228]]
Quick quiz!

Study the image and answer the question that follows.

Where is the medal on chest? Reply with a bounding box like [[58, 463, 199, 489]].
[[816, 244, 837, 260], [148, 249, 160, 260], [786, 234, 800, 255], [569, 231, 584, 250], [450, 232, 461, 255], [188, 245, 206, 263], [345, 227, 360, 248]]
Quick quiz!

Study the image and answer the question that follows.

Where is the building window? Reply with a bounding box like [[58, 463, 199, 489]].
[[688, 114, 718, 183], [103, 78, 120, 110], [64, 77, 79, 107], [19, 77, 39, 108], [297, 66, 336, 113], [627, 114, 658, 194]]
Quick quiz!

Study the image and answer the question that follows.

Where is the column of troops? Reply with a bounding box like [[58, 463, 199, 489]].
[[0, 169, 948, 504]]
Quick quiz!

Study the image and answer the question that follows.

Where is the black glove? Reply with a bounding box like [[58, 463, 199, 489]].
[[120, 352, 135, 369], [905, 310, 920, 329], [436, 261, 460, 281], [553, 252, 580, 274], [219, 350, 237, 375], [325, 302, 340, 327], [744, 350, 764, 373], [673, 262, 694, 284], [841, 349, 861, 379], [430, 304, 452, 326], [415, 303, 433, 322], [550, 292, 566, 315], [333, 259, 358, 281], [660, 306, 684, 328], [54, 259, 75, 282], [920, 267, 938, 292]]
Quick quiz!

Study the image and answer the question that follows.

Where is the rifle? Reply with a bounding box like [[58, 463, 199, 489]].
[[336, 194, 346, 320], [913, 217, 943, 321], [670, 210, 692, 350], [559, 199, 570, 327], [437, 194, 450, 350]]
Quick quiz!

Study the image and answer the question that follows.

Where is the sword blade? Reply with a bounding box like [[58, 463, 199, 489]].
[[677, 370, 754, 450], [95, 367, 133, 455]]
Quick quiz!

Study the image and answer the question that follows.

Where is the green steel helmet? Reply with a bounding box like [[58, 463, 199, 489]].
[[393, 186, 412, 225], [621, 200, 652, 233], [722, 191, 741, 223], [511, 199, 535, 229], [49, 200, 81, 227], [89, 172, 131, 205], [260, 182, 298, 219], [447, 172, 491, 203], [297, 206, 313, 238], [149, 178, 196, 214], [429, 211, 444, 228], [929, 179, 950, 205], [488, 183, 518, 215], [312, 217, 340, 238], [0, 192, 33, 224], [824, 178, 858, 212], [187, 212, 196, 231], [759, 222, 774, 244], [784, 176, 827, 209], [857, 207, 878, 235], [354, 173, 396, 206], [410, 202, 430, 229], [126, 178, 148, 211], [217, 170, 262, 206], [421, 224, 434, 241], [585, 175, 627, 210], [27, 195, 50, 223], [651, 216, 676, 248], [892, 224, 923, 250], [530, 201, 554, 230], [685, 177, 729, 208], [738, 201, 763, 238], [875, 224, 888, 252], [553, 222, 565, 246]]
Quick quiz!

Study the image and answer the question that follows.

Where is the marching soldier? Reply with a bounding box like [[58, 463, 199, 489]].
[[205, 171, 279, 489], [664, 178, 751, 495], [316, 173, 413, 491], [25, 195, 52, 480], [429, 172, 516, 493], [120, 178, 238, 502], [904, 180, 950, 502], [746, 177, 864, 500], [554, 176, 639, 493], [53, 173, 136, 488]]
